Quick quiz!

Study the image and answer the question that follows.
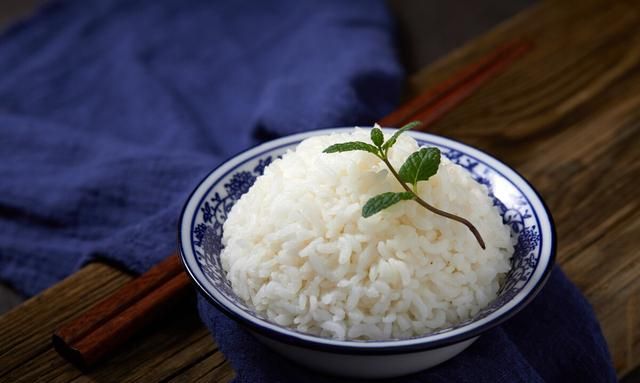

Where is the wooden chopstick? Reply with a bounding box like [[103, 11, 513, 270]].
[[379, 39, 533, 128], [53, 254, 191, 368], [52, 38, 533, 368]]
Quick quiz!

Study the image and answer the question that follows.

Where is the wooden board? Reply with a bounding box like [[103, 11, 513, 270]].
[[406, 0, 640, 375], [0, 264, 234, 383], [1, 0, 639, 380]]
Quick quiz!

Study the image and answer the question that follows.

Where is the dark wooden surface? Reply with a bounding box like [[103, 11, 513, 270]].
[[0, 0, 46, 31], [406, 0, 640, 376], [387, 0, 534, 73], [2, 0, 640, 381], [52, 254, 191, 368], [0, 263, 235, 383]]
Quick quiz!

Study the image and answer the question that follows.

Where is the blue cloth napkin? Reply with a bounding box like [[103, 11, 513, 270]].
[[0, 1, 616, 382], [0, 0, 401, 293], [199, 267, 617, 382]]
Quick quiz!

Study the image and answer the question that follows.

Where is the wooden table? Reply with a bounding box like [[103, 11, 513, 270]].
[[2, 0, 639, 381]]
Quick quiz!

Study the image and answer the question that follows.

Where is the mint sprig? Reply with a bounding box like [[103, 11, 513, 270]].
[[323, 141, 379, 155], [362, 191, 414, 218], [398, 147, 440, 187], [322, 122, 486, 249], [381, 121, 420, 154]]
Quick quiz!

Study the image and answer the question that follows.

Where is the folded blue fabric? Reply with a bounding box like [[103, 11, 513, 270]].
[[199, 267, 616, 382], [0, 1, 615, 382], [0, 0, 401, 293]]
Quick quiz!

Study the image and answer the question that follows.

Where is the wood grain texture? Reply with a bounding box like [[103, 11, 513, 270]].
[[54, 254, 182, 346], [0, 263, 234, 383], [1, 0, 639, 380], [53, 254, 191, 368], [379, 39, 533, 128], [0, 264, 132, 378], [406, 0, 640, 376]]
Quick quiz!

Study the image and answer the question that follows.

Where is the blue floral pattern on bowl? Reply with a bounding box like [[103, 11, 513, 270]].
[[187, 134, 544, 340]]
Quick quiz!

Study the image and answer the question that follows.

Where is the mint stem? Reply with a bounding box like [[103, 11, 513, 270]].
[[380, 157, 486, 250]]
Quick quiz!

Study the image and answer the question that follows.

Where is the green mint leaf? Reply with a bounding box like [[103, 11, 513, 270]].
[[323, 141, 379, 155], [381, 121, 421, 151], [398, 147, 441, 186], [362, 192, 414, 218], [370, 127, 384, 147]]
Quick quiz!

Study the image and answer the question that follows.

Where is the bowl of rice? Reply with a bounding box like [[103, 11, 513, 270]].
[[178, 127, 556, 378]]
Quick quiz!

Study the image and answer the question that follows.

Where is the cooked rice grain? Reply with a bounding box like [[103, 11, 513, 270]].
[[221, 128, 513, 340]]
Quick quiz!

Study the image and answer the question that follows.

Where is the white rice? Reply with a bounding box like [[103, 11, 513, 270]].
[[221, 128, 513, 340]]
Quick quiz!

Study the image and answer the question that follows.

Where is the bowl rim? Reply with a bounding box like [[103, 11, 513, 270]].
[[178, 127, 557, 355]]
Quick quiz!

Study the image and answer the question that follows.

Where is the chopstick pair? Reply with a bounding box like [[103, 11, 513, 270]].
[[53, 38, 533, 368], [53, 254, 192, 368]]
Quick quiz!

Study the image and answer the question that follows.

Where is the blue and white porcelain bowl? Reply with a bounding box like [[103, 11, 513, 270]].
[[178, 128, 556, 378]]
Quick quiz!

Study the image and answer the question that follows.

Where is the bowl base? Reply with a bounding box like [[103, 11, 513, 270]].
[[253, 332, 478, 379]]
